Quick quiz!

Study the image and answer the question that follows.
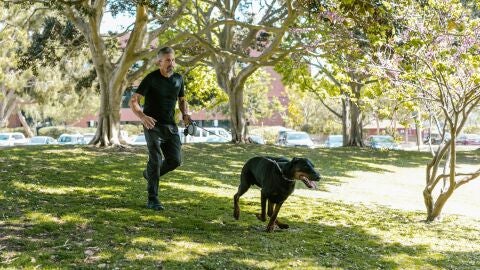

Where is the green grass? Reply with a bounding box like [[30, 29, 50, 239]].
[[0, 144, 479, 269]]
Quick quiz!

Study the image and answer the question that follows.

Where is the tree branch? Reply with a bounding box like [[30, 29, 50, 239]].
[[456, 169, 480, 189]]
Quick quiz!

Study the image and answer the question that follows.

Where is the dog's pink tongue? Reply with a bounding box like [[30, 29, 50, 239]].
[[302, 177, 317, 189]]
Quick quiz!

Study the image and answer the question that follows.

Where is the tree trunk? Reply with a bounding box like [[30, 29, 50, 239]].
[[17, 110, 34, 137], [423, 134, 458, 222], [214, 57, 257, 143], [0, 88, 18, 128], [342, 94, 350, 146], [90, 77, 123, 146], [228, 88, 245, 143], [348, 99, 364, 146], [343, 83, 364, 147]]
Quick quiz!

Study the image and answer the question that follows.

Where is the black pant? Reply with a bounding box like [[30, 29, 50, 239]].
[[144, 124, 182, 199]]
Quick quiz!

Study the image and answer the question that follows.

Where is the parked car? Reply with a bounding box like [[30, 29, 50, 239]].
[[205, 136, 229, 143], [455, 134, 480, 145], [366, 135, 400, 150], [183, 127, 231, 143], [276, 128, 294, 145], [27, 136, 56, 145], [423, 132, 451, 145], [247, 134, 265, 145], [0, 132, 28, 146], [280, 131, 314, 148], [83, 133, 95, 144], [129, 134, 147, 146], [57, 134, 86, 145], [325, 135, 343, 148]]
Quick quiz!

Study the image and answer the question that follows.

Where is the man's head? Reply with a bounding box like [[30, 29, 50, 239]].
[[157, 47, 175, 76]]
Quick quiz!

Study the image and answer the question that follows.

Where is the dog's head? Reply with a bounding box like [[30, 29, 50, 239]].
[[289, 157, 321, 189]]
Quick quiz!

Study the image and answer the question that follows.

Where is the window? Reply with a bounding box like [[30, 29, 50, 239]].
[[60, 136, 72, 143]]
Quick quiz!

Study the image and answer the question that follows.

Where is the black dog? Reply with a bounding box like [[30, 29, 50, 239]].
[[233, 156, 321, 232]]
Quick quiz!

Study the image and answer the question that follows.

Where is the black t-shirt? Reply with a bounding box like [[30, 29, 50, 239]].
[[135, 70, 185, 125]]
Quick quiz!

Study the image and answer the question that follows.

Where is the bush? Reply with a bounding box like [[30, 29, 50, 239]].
[[300, 124, 314, 133], [38, 126, 96, 139], [0, 127, 26, 135], [249, 126, 288, 144]]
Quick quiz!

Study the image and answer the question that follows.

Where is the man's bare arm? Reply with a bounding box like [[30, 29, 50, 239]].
[[178, 96, 192, 125], [129, 93, 156, 129]]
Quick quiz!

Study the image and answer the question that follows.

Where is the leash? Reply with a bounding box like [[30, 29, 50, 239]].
[[263, 157, 296, 183]]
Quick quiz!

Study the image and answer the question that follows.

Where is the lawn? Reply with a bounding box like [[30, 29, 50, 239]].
[[0, 144, 479, 269]]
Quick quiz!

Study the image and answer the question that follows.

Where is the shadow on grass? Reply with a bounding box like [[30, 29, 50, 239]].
[[456, 149, 480, 165], [1, 144, 478, 269]]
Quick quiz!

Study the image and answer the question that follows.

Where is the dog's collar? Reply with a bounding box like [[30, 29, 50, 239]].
[[264, 157, 296, 183]]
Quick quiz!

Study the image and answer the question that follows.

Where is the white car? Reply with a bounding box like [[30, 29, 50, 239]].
[[129, 134, 147, 145], [281, 131, 314, 148], [83, 133, 95, 144], [205, 136, 229, 143], [183, 127, 231, 143], [57, 134, 86, 145], [27, 136, 57, 145], [0, 132, 28, 146], [325, 135, 343, 148], [366, 135, 401, 150]]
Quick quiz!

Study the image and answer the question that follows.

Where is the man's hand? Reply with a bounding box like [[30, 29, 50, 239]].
[[141, 115, 157, 129], [182, 114, 192, 126]]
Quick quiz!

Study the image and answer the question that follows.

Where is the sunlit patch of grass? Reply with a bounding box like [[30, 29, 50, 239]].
[[164, 181, 234, 197], [162, 239, 237, 261], [60, 214, 90, 225], [12, 182, 125, 195], [24, 212, 65, 225], [383, 253, 440, 269]]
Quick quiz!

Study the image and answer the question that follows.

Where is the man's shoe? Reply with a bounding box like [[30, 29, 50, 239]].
[[147, 198, 165, 211]]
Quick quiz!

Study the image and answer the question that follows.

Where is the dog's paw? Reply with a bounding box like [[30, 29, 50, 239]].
[[233, 208, 240, 220], [265, 225, 275, 233], [276, 222, 289, 229], [255, 213, 266, 222]]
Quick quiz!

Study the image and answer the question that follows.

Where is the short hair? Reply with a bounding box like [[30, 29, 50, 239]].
[[157, 47, 174, 60]]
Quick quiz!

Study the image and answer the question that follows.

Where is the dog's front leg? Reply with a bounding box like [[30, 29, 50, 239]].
[[267, 199, 273, 217], [266, 202, 284, 233], [255, 193, 267, 222]]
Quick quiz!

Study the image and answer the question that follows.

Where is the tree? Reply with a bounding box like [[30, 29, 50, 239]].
[[213, 68, 282, 136], [180, 65, 227, 111], [180, 0, 300, 142], [243, 69, 282, 132], [377, 0, 480, 221], [283, 85, 342, 134], [11, 0, 193, 146], [276, 0, 399, 146], [22, 56, 100, 129], [0, 2, 95, 136], [0, 3, 36, 131]]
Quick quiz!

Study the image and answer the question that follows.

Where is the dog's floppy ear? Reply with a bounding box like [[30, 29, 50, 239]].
[[283, 160, 294, 175]]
